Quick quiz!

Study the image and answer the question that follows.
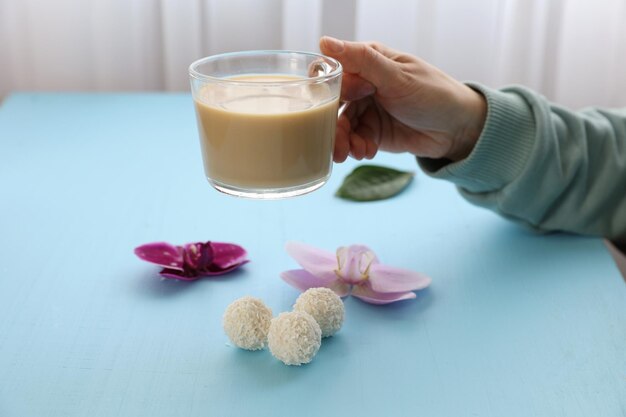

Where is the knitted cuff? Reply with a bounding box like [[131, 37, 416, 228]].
[[418, 83, 537, 193]]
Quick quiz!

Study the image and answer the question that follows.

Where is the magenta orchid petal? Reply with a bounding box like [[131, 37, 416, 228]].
[[285, 241, 340, 283], [210, 242, 248, 269], [160, 260, 249, 280], [368, 264, 432, 293], [134, 242, 184, 270], [135, 240, 248, 280], [351, 284, 416, 305], [205, 259, 250, 275], [159, 269, 198, 281], [182, 242, 213, 271]]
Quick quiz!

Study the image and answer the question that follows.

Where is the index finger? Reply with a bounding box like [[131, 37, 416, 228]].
[[320, 37, 398, 91]]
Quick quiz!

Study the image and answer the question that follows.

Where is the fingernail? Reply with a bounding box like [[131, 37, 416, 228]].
[[323, 36, 344, 53]]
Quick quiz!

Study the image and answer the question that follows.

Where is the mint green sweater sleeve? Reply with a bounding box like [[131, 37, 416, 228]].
[[418, 84, 626, 243]]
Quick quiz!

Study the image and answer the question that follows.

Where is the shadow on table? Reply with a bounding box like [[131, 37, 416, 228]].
[[344, 287, 434, 320], [222, 336, 351, 387], [606, 240, 626, 281], [215, 313, 354, 387], [134, 267, 249, 299]]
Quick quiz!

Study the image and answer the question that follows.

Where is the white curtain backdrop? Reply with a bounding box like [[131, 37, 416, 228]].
[[1, 0, 625, 109]]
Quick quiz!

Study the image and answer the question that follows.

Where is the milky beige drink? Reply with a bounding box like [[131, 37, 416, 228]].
[[194, 75, 338, 191]]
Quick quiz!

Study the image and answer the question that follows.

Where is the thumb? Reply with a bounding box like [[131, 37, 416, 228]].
[[319, 36, 398, 92]]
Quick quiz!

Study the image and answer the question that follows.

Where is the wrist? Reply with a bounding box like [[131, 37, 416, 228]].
[[447, 85, 487, 161]]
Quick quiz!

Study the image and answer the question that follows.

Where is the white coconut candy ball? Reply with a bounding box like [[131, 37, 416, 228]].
[[267, 311, 322, 366], [223, 296, 273, 350], [293, 287, 344, 338]]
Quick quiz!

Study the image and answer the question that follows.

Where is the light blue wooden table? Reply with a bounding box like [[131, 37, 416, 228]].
[[1, 93, 625, 417]]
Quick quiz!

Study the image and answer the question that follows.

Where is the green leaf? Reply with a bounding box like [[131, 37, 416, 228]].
[[335, 165, 414, 202]]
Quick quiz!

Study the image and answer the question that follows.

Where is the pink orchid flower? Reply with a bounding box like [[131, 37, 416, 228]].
[[134, 241, 248, 280], [280, 242, 431, 305]]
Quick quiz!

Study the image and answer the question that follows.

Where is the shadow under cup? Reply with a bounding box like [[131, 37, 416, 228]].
[[189, 51, 343, 199]]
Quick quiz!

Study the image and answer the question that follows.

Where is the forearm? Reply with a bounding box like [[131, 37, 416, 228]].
[[419, 84, 626, 242]]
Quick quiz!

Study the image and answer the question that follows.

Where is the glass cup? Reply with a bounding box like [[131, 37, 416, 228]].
[[189, 50, 343, 199]]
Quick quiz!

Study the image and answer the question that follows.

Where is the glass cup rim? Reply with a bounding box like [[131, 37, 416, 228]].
[[188, 50, 343, 86]]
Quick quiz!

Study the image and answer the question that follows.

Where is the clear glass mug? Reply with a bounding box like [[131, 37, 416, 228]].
[[189, 51, 343, 199]]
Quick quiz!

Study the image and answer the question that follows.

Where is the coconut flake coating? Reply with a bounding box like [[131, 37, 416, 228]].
[[293, 287, 344, 338], [223, 296, 273, 350], [267, 311, 321, 365]]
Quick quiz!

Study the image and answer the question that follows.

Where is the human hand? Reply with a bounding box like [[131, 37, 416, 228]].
[[319, 36, 487, 163]]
